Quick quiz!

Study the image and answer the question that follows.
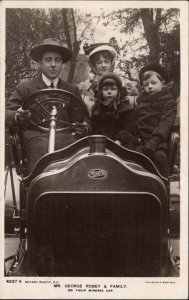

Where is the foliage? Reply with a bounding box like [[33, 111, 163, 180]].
[[6, 8, 180, 99], [103, 8, 180, 98], [159, 24, 180, 98], [6, 8, 95, 98], [6, 9, 50, 97]]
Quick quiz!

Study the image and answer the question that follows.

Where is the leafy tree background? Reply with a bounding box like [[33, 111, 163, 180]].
[[103, 8, 180, 99], [6, 8, 94, 98], [6, 8, 180, 101]]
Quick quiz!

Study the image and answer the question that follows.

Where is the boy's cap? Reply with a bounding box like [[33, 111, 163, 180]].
[[30, 38, 72, 63], [98, 73, 122, 90], [139, 64, 168, 84]]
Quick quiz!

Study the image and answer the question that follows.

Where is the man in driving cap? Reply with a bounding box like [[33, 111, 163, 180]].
[[5, 38, 90, 172]]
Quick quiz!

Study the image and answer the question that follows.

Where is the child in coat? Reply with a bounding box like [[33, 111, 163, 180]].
[[122, 64, 177, 178], [91, 72, 134, 144]]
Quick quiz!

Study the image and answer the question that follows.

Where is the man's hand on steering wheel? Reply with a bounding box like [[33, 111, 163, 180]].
[[72, 122, 89, 137], [15, 107, 31, 124]]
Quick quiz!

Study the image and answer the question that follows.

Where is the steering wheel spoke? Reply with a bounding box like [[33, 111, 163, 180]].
[[22, 89, 86, 132], [34, 98, 52, 117]]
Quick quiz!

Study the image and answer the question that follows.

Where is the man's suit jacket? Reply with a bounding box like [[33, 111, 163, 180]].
[[5, 75, 89, 143]]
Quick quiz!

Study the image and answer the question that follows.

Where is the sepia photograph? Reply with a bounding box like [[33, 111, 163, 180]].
[[0, 0, 188, 299]]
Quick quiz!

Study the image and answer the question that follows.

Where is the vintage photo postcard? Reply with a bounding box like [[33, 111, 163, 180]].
[[0, 0, 188, 299]]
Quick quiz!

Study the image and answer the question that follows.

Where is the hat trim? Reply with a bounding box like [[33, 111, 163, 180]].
[[30, 44, 72, 63], [89, 45, 117, 60]]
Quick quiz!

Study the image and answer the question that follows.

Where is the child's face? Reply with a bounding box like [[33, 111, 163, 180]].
[[143, 74, 164, 95], [102, 85, 118, 105]]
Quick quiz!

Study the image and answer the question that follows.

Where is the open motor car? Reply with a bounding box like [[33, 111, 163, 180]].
[[4, 89, 180, 277]]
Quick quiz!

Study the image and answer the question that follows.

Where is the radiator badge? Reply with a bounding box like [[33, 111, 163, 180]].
[[88, 169, 107, 179]]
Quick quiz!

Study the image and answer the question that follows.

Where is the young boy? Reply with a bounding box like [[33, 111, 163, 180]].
[[121, 64, 177, 178], [91, 72, 133, 144]]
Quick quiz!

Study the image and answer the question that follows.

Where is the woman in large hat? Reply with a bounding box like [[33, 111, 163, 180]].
[[79, 43, 139, 116]]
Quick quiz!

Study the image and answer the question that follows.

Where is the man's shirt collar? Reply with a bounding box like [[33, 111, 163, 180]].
[[42, 73, 59, 88]]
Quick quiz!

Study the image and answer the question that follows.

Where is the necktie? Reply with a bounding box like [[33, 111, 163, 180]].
[[50, 82, 54, 88]]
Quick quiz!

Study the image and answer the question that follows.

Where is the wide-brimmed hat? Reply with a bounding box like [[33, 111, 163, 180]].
[[139, 64, 169, 84], [98, 72, 122, 90], [90, 45, 117, 62], [84, 43, 117, 61], [30, 38, 72, 63]]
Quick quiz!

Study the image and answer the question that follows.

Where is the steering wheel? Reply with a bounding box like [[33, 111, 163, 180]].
[[22, 89, 86, 132]]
